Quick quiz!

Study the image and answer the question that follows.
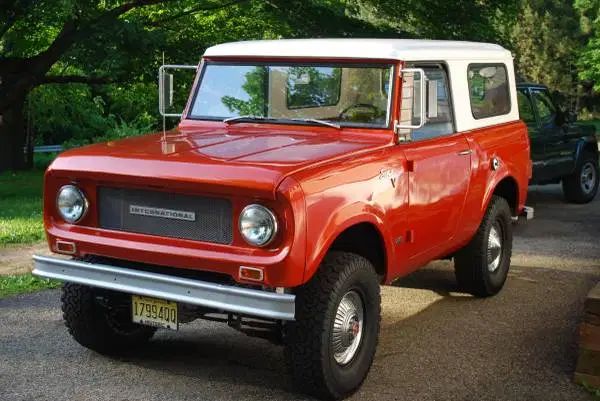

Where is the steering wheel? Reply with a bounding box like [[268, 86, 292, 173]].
[[338, 103, 379, 121]]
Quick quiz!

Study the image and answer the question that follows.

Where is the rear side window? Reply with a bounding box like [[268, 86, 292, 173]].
[[468, 64, 510, 119]]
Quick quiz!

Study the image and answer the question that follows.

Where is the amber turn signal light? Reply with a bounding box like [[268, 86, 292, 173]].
[[239, 266, 264, 282], [55, 240, 77, 255]]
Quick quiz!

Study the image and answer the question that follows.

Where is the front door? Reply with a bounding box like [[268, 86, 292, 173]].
[[517, 88, 545, 182], [530, 88, 573, 179], [399, 66, 472, 267]]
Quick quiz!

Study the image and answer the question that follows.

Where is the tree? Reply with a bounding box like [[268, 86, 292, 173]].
[[0, 0, 394, 172], [507, 1, 581, 109], [575, 0, 600, 99], [359, 0, 517, 42], [0, 0, 256, 171]]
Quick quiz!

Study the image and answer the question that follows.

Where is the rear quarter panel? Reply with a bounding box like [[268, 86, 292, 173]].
[[454, 120, 531, 246]]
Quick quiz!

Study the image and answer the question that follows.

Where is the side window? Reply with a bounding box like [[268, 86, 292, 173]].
[[410, 68, 454, 141], [531, 89, 556, 124], [468, 64, 510, 119], [517, 90, 536, 126]]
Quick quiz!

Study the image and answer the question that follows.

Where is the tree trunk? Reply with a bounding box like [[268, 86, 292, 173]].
[[0, 96, 28, 172]]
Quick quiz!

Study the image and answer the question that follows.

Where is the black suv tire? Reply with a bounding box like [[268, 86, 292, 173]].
[[285, 252, 381, 400], [62, 283, 156, 354], [454, 195, 513, 297], [562, 151, 599, 204]]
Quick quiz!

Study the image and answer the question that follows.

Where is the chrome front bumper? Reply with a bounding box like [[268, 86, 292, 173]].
[[32, 255, 295, 321]]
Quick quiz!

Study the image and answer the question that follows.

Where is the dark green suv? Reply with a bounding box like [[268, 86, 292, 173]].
[[517, 83, 599, 203]]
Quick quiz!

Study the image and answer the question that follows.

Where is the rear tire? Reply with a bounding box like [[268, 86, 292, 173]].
[[454, 195, 513, 297], [562, 151, 599, 204], [285, 252, 381, 400], [61, 283, 156, 354]]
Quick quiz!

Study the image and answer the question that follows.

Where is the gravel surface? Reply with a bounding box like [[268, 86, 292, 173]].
[[1, 185, 599, 401]]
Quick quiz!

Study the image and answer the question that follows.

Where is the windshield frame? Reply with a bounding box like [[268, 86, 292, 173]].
[[186, 59, 397, 130]]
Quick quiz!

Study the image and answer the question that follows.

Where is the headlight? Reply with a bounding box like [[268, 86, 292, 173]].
[[57, 185, 88, 223], [239, 204, 278, 247]]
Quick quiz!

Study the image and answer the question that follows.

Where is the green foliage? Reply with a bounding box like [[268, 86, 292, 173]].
[[0, 170, 45, 245], [361, 0, 516, 41], [575, 0, 600, 91], [508, 1, 581, 98], [2, 0, 600, 155], [63, 114, 155, 149], [0, 274, 61, 298]]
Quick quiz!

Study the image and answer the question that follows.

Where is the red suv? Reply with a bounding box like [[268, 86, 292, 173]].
[[34, 39, 533, 399]]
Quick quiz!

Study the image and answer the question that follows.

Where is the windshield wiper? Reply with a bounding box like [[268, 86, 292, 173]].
[[223, 115, 340, 129], [287, 118, 341, 129], [223, 115, 276, 124]]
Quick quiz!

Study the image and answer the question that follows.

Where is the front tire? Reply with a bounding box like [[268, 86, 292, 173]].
[[285, 252, 381, 400], [61, 283, 156, 354], [454, 195, 513, 297], [562, 151, 599, 204]]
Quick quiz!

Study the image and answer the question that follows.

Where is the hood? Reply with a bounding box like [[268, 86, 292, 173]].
[[49, 126, 390, 198]]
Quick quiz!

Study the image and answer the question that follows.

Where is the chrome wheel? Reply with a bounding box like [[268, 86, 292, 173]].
[[580, 162, 597, 195], [487, 224, 503, 273], [332, 290, 364, 365]]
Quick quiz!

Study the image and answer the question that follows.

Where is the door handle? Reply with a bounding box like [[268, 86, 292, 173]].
[[458, 150, 472, 156]]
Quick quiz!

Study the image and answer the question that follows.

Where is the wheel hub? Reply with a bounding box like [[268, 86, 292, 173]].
[[332, 291, 364, 365], [487, 224, 503, 272], [580, 162, 596, 194]]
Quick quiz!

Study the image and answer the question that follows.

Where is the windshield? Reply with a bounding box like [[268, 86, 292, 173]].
[[189, 62, 394, 128]]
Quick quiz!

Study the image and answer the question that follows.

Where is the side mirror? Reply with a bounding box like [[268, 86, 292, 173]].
[[396, 68, 426, 130], [161, 72, 174, 109], [158, 64, 198, 118], [427, 79, 438, 119]]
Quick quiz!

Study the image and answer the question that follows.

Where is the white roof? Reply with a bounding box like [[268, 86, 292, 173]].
[[204, 39, 512, 61]]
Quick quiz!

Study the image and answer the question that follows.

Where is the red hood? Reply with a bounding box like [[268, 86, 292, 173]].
[[49, 126, 390, 198]]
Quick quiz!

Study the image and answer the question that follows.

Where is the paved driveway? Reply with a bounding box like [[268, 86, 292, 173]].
[[1, 185, 598, 401]]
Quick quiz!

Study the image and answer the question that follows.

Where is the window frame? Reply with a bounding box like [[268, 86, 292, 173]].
[[530, 88, 557, 125], [467, 63, 511, 120], [186, 60, 397, 130]]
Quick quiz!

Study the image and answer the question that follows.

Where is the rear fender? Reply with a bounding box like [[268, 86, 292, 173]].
[[481, 167, 519, 217], [574, 137, 599, 166]]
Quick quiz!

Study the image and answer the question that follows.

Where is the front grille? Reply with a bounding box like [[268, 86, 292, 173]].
[[98, 187, 233, 244]]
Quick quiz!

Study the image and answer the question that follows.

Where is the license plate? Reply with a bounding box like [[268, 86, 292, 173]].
[[132, 295, 178, 330]]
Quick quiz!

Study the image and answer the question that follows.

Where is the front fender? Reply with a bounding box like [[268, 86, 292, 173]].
[[303, 202, 394, 284]]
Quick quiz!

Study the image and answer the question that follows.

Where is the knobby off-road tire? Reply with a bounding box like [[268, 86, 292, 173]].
[[454, 195, 513, 297], [285, 252, 381, 400], [562, 151, 599, 204], [61, 283, 156, 354]]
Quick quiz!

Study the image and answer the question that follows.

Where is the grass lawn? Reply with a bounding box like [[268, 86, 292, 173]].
[[0, 169, 45, 245], [0, 273, 60, 298], [580, 119, 600, 133]]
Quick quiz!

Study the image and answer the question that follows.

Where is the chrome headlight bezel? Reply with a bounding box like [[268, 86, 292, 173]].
[[56, 184, 88, 224], [238, 204, 278, 247]]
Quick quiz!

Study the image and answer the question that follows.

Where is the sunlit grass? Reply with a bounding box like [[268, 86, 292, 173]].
[[0, 273, 60, 298], [0, 170, 45, 245]]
